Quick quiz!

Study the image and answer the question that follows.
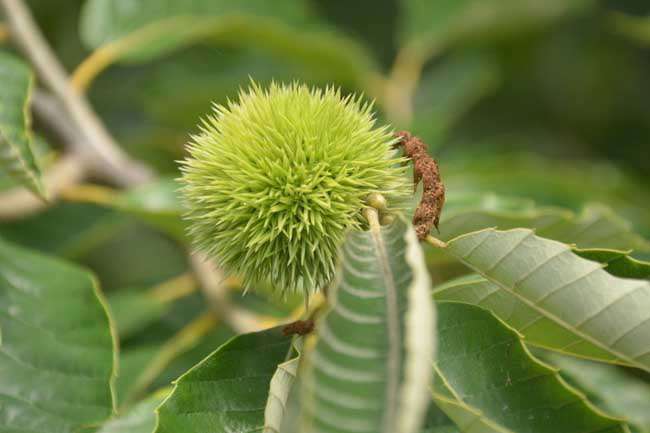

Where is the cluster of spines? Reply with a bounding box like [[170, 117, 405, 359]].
[[181, 82, 408, 295]]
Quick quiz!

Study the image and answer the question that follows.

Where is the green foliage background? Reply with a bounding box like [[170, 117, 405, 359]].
[[0, 0, 649, 432]]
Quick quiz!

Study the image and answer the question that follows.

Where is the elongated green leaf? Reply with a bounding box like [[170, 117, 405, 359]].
[[154, 327, 293, 433], [300, 218, 436, 433], [0, 52, 44, 198], [432, 302, 629, 433], [573, 248, 650, 279], [440, 229, 650, 371], [0, 135, 52, 193], [0, 237, 117, 433], [399, 0, 592, 56], [97, 392, 167, 433], [439, 200, 650, 252], [78, 0, 376, 91], [545, 353, 650, 433], [264, 358, 299, 433]]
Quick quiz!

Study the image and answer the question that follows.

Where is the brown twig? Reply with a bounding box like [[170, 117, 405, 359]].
[[282, 319, 315, 337], [395, 131, 445, 240]]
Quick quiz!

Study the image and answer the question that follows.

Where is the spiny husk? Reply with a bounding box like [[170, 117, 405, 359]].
[[181, 82, 408, 296]]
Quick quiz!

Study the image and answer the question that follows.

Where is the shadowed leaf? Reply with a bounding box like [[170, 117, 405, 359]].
[[0, 237, 117, 432], [436, 229, 650, 370], [0, 52, 45, 198], [433, 302, 629, 433]]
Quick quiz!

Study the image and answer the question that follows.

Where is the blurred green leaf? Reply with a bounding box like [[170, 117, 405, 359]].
[[433, 302, 628, 433], [573, 248, 650, 279], [79, 222, 188, 291], [0, 136, 53, 192], [154, 327, 293, 433], [436, 229, 650, 370], [0, 51, 45, 198], [399, 0, 592, 56], [138, 47, 333, 129], [0, 237, 117, 432], [438, 197, 650, 252], [96, 392, 168, 433], [78, 0, 377, 91], [546, 353, 650, 433], [0, 202, 126, 259], [299, 217, 435, 433], [442, 153, 650, 237]]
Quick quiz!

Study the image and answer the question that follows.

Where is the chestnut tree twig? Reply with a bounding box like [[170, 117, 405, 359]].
[[0, 0, 152, 186]]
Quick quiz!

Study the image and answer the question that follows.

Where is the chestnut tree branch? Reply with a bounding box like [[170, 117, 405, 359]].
[[0, 0, 153, 186], [189, 253, 268, 334]]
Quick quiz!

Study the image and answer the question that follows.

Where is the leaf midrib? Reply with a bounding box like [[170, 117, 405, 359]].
[[369, 221, 401, 433], [448, 230, 647, 372]]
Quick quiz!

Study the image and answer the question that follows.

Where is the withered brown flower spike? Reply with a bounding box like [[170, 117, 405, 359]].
[[395, 131, 446, 240], [283, 319, 315, 336]]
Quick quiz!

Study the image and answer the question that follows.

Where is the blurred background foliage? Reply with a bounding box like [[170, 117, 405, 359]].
[[2, 0, 649, 407]]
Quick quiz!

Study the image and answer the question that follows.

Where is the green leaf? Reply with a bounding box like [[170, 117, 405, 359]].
[[0, 135, 53, 193], [0, 202, 126, 259], [0, 51, 45, 198], [439, 198, 650, 252], [439, 229, 650, 371], [78, 0, 377, 91], [432, 302, 629, 433], [264, 358, 299, 433], [573, 248, 650, 279], [441, 153, 650, 237], [0, 237, 117, 432], [399, 0, 592, 56], [97, 392, 167, 433], [545, 353, 650, 433], [299, 217, 436, 433], [154, 327, 293, 433]]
